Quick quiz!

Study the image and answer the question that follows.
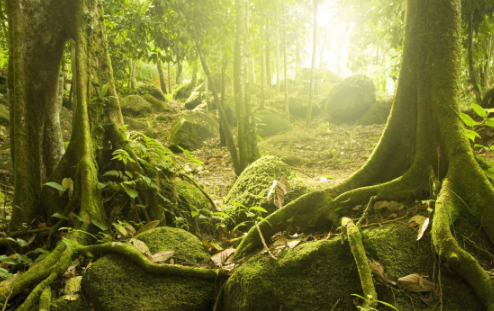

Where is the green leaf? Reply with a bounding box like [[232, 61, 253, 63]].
[[464, 129, 481, 142], [16, 238, 27, 248], [91, 219, 109, 231], [0, 268, 13, 279], [490, 145, 494, 151], [16, 253, 32, 265], [112, 222, 128, 236], [486, 119, 494, 127], [213, 212, 232, 219], [52, 212, 69, 220], [249, 206, 268, 213], [474, 144, 487, 150], [0, 255, 18, 265], [43, 182, 66, 192], [121, 183, 138, 199], [233, 221, 252, 232], [472, 103, 487, 118], [460, 113, 480, 127]]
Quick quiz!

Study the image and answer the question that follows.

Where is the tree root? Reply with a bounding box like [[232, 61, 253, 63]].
[[432, 178, 494, 311], [341, 216, 377, 309], [38, 286, 51, 311]]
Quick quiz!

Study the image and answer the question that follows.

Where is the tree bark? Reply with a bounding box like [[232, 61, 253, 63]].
[[467, 12, 482, 103], [282, 0, 289, 122], [157, 59, 167, 95], [306, 0, 318, 125]]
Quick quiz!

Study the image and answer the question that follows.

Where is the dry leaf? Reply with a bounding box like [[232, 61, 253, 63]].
[[408, 215, 430, 240], [374, 201, 404, 213], [137, 220, 160, 234], [369, 259, 387, 284], [287, 238, 301, 249], [268, 175, 291, 209], [62, 178, 74, 197], [211, 247, 235, 267], [272, 235, 287, 249], [150, 250, 174, 263], [127, 238, 151, 257], [398, 273, 436, 292]]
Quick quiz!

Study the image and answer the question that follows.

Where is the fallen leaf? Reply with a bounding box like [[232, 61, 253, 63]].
[[287, 238, 301, 249], [127, 238, 151, 257], [211, 247, 235, 267], [408, 215, 430, 240], [398, 273, 436, 292], [374, 201, 405, 213], [272, 235, 287, 249], [369, 259, 387, 284], [137, 220, 160, 234], [149, 250, 174, 263]]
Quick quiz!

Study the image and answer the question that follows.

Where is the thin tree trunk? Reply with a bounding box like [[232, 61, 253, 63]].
[[266, 21, 272, 87], [275, 5, 280, 94], [307, 0, 318, 125], [157, 59, 167, 95], [176, 56, 183, 85], [167, 61, 172, 93], [251, 57, 256, 84], [220, 57, 227, 147], [282, 0, 289, 122]]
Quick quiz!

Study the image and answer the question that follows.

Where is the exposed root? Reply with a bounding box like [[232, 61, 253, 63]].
[[432, 178, 494, 310], [341, 217, 377, 309], [16, 272, 57, 311], [38, 286, 51, 311], [255, 221, 277, 260]]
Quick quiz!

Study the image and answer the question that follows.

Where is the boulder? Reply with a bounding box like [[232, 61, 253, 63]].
[[123, 116, 149, 131], [225, 156, 313, 215], [324, 75, 376, 122], [138, 85, 166, 102], [82, 227, 215, 311], [185, 83, 205, 110], [222, 223, 482, 311], [174, 81, 197, 100], [255, 110, 292, 138], [142, 94, 173, 112], [120, 95, 153, 116], [288, 97, 320, 119], [168, 112, 219, 151], [357, 95, 393, 125]]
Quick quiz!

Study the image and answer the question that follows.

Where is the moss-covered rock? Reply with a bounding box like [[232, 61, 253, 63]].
[[357, 95, 393, 125], [138, 85, 167, 102], [225, 156, 313, 213], [222, 223, 482, 311], [120, 95, 153, 116], [324, 75, 376, 122], [142, 94, 174, 112], [174, 82, 197, 100], [255, 110, 292, 138], [51, 295, 89, 311], [287, 97, 321, 119], [124, 116, 149, 131], [168, 112, 219, 151], [82, 227, 215, 311], [185, 83, 205, 110]]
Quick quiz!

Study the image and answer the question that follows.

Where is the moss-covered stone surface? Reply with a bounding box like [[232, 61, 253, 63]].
[[221, 223, 482, 311], [168, 112, 219, 151], [142, 93, 173, 112], [82, 227, 215, 311], [225, 156, 313, 213], [357, 95, 393, 125], [51, 295, 89, 311], [255, 110, 292, 138], [120, 95, 153, 116]]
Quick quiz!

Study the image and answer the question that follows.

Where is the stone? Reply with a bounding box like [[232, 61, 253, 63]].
[[288, 97, 321, 119], [168, 112, 219, 151], [123, 116, 149, 131], [357, 94, 393, 125], [255, 109, 292, 138], [184, 83, 205, 110], [324, 75, 376, 122], [142, 94, 173, 112], [120, 95, 153, 116], [138, 85, 166, 102]]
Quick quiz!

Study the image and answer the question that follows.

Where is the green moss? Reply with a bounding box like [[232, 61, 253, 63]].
[[51, 296, 89, 311], [168, 112, 219, 151], [223, 223, 482, 311], [225, 156, 313, 213], [136, 226, 211, 263], [82, 227, 214, 311], [120, 95, 153, 116], [142, 94, 173, 112], [254, 110, 292, 138]]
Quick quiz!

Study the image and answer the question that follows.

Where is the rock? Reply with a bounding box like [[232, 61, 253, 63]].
[[222, 223, 482, 311], [210, 73, 232, 94], [225, 156, 313, 215], [482, 88, 494, 108], [142, 94, 173, 112], [174, 81, 197, 100], [255, 109, 292, 138], [138, 85, 166, 102], [51, 296, 89, 311], [123, 116, 149, 131], [288, 97, 320, 119], [168, 112, 219, 151], [82, 227, 214, 311], [324, 75, 376, 122], [0, 104, 9, 125], [185, 83, 205, 110], [357, 95, 393, 125], [120, 95, 153, 116]]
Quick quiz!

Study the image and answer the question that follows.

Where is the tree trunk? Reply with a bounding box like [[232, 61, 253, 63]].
[[234, 0, 260, 172], [157, 59, 167, 95], [220, 57, 227, 147], [275, 5, 280, 94], [467, 12, 482, 103], [176, 55, 183, 85], [266, 21, 272, 87], [306, 0, 318, 125], [237, 0, 494, 308], [282, 0, 289, 123], [167, 61, 172, 93]]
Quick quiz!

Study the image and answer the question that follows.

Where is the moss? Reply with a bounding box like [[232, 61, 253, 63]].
[[136, 226, 211, 263], [223, 223, 482, 311], [123, 116, 149, 131], [225, 156, 313, 213], [82, 227, 214, 311], [51, 296, 89, 311], [357, 95, 393, 125], [254, 110, 292, 138], [142, 94, 173, 112], [120, 95, 153, 116], [168, 112, 219, 151]]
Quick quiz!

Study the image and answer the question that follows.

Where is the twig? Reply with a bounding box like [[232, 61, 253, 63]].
[[255, 221, 277, 260], [356, 196, 376, 227], [1, 289, 12, 311], [330, 298, 340, 311]]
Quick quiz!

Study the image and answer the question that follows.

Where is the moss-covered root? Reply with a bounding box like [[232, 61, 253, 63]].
[[39, 286, 51, 311], [235, 190, 332, 260], [16, 272, 57, 311], [81, 242, 222, 279], [342, 217, 378, 309], [432, 179, 494, 311]]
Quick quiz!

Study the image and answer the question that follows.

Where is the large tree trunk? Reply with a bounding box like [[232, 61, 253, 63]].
[[237, 0, 494, 308], [234, 0, 260, 172]]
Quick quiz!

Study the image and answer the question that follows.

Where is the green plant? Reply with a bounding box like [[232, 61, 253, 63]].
[[351, 294, 400, 311]]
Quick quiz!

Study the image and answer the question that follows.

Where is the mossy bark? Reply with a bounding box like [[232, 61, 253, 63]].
[[236, 0, 494, 309]]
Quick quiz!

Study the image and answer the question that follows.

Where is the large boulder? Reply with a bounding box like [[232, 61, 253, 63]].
[[123, 116, 149, 131], [357, 95, 393, 125], [168, 112, 219, 151], [255, 110, 292, 138], [138, 85, 167, 102], [324, 75, 376, 122], [225, 156, 313, 214], [185, 83, 205, 110], [222, 223, 482, 311], [82, 227, 215, 311], [174, 81, 198, 100], [120, 95, 153, 116], [288, 97, 321, 119], [142, 94, 174, 112]]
